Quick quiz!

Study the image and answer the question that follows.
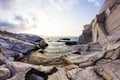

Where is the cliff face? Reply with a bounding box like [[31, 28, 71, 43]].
[[62, 0, 120, 80]]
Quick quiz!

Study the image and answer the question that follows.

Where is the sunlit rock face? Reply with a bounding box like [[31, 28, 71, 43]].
[[62, 0, 120, 80]]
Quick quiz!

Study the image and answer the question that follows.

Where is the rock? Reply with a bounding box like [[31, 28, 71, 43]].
[[48, 68, 69, 80], [39, 50, 45, 54], [60, 38, 71, 41], [96, 60, 120, 80], [25, 71, 45, 80], [84, 24, 92, 30], [72, 51, 81, 55], [39, 40, 48, 49], [78, 29, 92, 44], [74, 42, 103, 54], [0, 35, 37, 54], [65, 64, 79, 70], [0, 68, 11, 80], [62, 51, 105, 67], [67, 67, 103, 80], [57, 38, 71, 42], [23, 51, 50, 65], [65, 41, 77, 45], [0, 47, 23, 61], [16, 34, 43, 44], [99, 0, 119, 14], [3, 61, 56, 80], [0, 30, 48, 61]]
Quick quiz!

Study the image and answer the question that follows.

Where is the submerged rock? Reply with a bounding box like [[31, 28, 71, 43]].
[[39, 40, 48, 49], [57, 38, 71, 42], [60, 38, 71, 41], [65, 41, 77, 45]]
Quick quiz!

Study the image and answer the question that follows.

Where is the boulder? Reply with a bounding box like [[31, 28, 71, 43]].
[[1, 61, 56, 80], [39, 40, 48, 49], [62, 51, 105, 67], [48, 68, 69, 80], [60, 38, 71, 41], [67, 67, 103, 80], [65, 41, 77, 45], [57, 38, 71, 42], [0, 68, 11, 80]]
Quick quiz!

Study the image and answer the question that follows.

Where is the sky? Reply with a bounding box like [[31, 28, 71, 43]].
[[0, 0, 105, 36]]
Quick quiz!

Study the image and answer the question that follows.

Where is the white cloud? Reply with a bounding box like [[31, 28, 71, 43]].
[[0, 0, 17, 9], [87, 0, 100, 6], [49, 0, 79, 10], [0, 0, 102, 36]]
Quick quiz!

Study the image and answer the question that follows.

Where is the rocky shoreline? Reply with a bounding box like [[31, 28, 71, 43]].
[[0, 0, 120, 80]]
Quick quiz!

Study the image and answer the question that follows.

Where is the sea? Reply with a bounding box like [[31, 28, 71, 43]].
[[44, 36, 79, 57], [24, 36, 79, 67]]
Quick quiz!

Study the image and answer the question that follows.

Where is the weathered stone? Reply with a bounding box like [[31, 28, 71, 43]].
[[39, 40, 48, 49], [48, 68, 69, 80], [78, 29, 92, 44], [111, 48, 120, 60], [0, 68, 11, 80], [105, 5, 120, 35], [96, 60, 120, 80], [83, 24, 91, 30], [75, 42, 102, 53], [4, 61, 56, 80], [16, 34, 43, 44], [106, 42, 120, 52], [99, 0, 119, 14], [0, 35, 37, 54], [67, 67, 103, 80], [92, 22, 107, 44], [78, 24, 92, 45], [96, 11, 106, 23], [65, 64, 79, 71], [105, 47, 120, 60], [0, 47, 23, 61], [62, 51, 105, 67]]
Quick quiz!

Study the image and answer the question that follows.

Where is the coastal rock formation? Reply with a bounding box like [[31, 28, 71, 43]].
[[61, 0, 120, 80], [0, 30, 48, 61], [78, 24, 92, 44], [0, 0, 120, 80]]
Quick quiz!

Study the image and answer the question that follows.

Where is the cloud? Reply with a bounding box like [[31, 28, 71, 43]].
[[87, 0, 100, 6], [0, 21, 15, 27], [0, 0, 17, 9], [15, 15, 24, 22], [0, 20, 16, 31], [0, 15, 30, 33], [49, 0, 79, 10]]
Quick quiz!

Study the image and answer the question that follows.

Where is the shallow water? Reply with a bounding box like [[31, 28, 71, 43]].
[[44, 36, 78, 57], [24, 36, 79, 67]]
